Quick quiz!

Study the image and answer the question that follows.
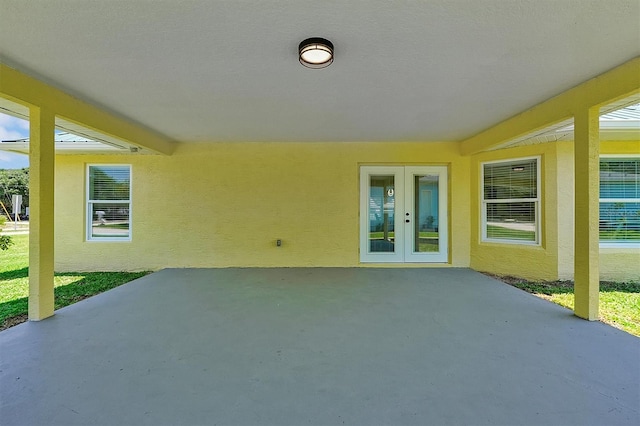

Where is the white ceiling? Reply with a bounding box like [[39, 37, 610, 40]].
[[1, 0, 639, 144]]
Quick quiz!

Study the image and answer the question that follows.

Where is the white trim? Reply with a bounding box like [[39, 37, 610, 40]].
[[360, 166, 404, 263], [599, 198, 640, 203], [86, 164, 132, 242], [360, 165, 448, 263], [480, 156, 541, 245], [403, 166, 448, 263], [600, 154, 640, 159], [600, 243, 640, 249]]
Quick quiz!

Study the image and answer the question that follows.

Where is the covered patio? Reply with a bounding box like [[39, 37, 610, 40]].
[[1, 1, 639, 326], [1, 268, 638, 425]]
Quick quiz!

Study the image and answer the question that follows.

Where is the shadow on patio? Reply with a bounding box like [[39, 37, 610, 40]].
[[1, 268, 638, 425]]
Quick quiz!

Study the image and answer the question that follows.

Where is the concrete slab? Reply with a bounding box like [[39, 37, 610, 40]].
[[1, 268, 638, 425]]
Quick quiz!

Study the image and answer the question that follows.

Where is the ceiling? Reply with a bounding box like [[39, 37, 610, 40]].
[[1, 0, 639, 144]]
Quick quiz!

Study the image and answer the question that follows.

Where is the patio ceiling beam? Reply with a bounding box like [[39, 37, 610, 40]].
[[459, 56, 640, 155], [0, 63, 176, 155]]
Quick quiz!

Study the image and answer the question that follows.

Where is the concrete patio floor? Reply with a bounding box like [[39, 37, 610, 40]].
[[1, 268, 638, 425]]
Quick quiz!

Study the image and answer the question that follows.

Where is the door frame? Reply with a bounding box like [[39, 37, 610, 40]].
[[359, 165, 448, 263]]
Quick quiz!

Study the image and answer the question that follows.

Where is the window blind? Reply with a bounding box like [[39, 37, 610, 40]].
[[483, 159, 537, 200], [600, 158, 640, 243], [87, 165, 131, 240], [482, 158, 539, 243]]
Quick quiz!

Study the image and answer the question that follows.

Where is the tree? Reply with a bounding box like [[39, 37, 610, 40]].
[[89, 167, 129, 200], [0, 168, 29, 215]]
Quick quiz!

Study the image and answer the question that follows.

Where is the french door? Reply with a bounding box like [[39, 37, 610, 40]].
[[360, 166, 448, 263]]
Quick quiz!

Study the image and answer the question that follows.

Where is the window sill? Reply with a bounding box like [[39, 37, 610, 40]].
[[600, 243, 640, 249], [481, 239, 541, 247]]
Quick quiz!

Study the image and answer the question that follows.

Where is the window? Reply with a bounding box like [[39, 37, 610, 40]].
[[600, 157, 640, 246], [481, 157, 540, 244], [87, 165, 131, 241]]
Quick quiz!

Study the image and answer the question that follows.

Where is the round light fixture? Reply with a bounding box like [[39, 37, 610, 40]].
[[299, 37, 334, 69]]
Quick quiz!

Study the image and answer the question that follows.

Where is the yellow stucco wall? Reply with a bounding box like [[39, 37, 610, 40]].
[[53, 139, 637, 279], [470, 140, 639, 282], [54, 141, 471, 271], [599, 141, 640, 282], [470, 144, 561, 281], [555, 142, 575, 280]]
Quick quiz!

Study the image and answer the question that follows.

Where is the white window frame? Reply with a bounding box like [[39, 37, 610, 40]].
[[359, 166, 449, 263], [86, 164, 132, 242], [599, 155, 640, 248], [481, 156, 541, 245]]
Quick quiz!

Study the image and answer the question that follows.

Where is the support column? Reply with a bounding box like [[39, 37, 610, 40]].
[[28, 107, 55, 321], [573, 106, 600, 320], [556, 142, 575, 280]]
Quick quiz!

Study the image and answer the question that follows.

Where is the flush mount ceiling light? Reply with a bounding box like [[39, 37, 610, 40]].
[[299, 37, 334, 69]]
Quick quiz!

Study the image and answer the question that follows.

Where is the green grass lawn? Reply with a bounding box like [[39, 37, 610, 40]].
[[487, 225, 640, 243], [486, 225, 535, 241], [600, 229, 640, 241], [369, 232, 439, 252], [96, 223, 130, 229], [492, 275, 640, 337], [0, 234, 149, 330], [369, 231, 439, 239]]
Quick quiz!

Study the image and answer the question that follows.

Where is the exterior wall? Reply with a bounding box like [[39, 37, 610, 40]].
[[54, 141, 471, 271], [53, 138, 638, 280], [555, 142, 575, 280], [471, 140, 640, 282], [599, 141, 640, 282], [470, 144, 561, 281]]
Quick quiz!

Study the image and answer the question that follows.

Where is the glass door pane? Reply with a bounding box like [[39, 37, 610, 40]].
[[360, 166, 404, 262], [360, 166, 445, 263], [369, 175, 396, 253], [404, 166, 448, 263], [413, 174, 439, 253]]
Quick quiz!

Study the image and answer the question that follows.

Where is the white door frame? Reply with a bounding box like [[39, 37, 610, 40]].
[[360, 166, 448, 263], [359, 166, 404, 263]]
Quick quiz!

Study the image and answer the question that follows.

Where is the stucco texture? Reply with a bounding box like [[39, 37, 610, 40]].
[[54, 141, 471, 271], [599, 141, 640, 282], [470, 143, 561, 281], [470, 141, 639, 282], [54, 139, 638, 281]]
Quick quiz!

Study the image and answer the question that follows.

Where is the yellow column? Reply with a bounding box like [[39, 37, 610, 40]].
[[28, 107, 55, 320], [573, 106, 600, 320]]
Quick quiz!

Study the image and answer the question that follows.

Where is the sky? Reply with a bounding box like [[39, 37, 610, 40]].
[[0, 112, 29, 169], [0, 105, 636, 171]]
